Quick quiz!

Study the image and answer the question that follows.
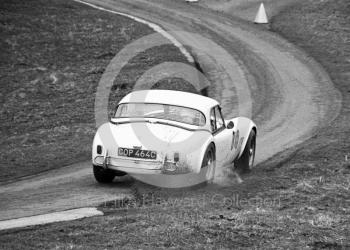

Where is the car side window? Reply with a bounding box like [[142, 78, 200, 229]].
[[210, 108, 216, 132], [214, 106, 225, 130], [210, 106, 225, 133]]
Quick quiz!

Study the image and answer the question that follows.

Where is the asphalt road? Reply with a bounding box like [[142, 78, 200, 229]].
[[0, 0, 341, 221]]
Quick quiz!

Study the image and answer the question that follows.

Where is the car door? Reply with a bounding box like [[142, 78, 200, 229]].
[[210, 106, 233, 166]]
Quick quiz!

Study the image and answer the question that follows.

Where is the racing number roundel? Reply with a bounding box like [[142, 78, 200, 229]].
[[231, 130, 239, 150]]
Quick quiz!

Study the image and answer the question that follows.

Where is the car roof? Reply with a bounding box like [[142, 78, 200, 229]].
[[119, 90, 219, 112]]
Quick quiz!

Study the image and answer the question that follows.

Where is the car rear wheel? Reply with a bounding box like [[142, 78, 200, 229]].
[[93, 165, 115, 183], [234, 130, 256, 173], [202, 145, 215, 168], [202, 144, 216, 181], [114, 170, 127, 177]]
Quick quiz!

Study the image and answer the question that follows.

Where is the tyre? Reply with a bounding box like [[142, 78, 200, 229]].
[[202, 144, 216, 181], [202, 144, 215, 168], [234, 129, 256, 173], [114, 170, 127, 177], [93, 165, 115, 183]]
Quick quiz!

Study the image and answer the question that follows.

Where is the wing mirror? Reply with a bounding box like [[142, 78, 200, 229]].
[[227, 121, 234, 129]]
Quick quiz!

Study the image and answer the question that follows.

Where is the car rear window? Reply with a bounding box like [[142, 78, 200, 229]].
[[115, 103, 206, 126]]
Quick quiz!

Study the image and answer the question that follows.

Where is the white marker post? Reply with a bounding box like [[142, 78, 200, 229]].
[[254, 3, 268, 24]]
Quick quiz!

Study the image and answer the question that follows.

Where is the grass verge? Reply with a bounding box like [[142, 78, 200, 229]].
[[0, 0, 191, 182]]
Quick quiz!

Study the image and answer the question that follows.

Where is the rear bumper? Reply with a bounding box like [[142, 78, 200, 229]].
[[93, 156, 185, 175]]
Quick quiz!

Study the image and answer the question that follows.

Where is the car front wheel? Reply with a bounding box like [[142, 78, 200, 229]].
[[234, 129, 256, 173]]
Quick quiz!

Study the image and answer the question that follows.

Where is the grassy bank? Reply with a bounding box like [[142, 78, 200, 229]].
[[0, 0, 190, 182]]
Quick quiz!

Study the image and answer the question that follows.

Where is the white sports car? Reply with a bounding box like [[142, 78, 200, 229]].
[[92, 90, 256, 187]]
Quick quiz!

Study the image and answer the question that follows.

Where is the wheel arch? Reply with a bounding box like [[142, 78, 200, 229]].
[[194, 138, 215, 173], [209, 141, 216, 160], [234, 117, 257, 158], [252, 126, 257, 136]]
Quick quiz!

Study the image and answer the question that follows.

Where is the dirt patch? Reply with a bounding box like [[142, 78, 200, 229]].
[[0, 0, 190, 182]]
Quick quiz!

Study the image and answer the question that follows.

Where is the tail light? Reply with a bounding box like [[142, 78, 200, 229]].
[[174, 152, 179, 162], [97, 145, 102, 154]]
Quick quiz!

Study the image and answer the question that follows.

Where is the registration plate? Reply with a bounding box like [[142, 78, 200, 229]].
[[118, 147, 157, 160]]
